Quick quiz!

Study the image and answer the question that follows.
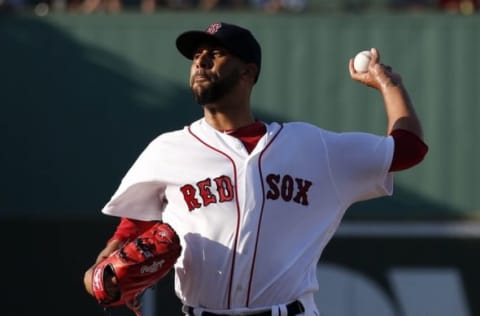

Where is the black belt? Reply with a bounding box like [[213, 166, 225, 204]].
[[186, 300, 304, 316]]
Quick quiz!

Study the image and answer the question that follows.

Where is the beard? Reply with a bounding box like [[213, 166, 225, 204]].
[[191, 68, 241, 105]]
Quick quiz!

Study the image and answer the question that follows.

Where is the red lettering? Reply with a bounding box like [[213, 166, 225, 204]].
[[180, 184, 201, 211], [293, 178, 312, 205], [266, 174, 281, 200], [265, 173, 312, 205], [281, 175, 294, 201], [197, 178, 217, 207], [214, 175, 234, 202], [179, 175, 236, 211]]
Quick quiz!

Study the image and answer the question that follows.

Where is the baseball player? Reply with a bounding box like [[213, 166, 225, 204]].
[[84, 22, 428, 316]]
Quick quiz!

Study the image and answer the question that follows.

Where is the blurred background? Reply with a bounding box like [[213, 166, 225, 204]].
[[1, 2, 479, 316]]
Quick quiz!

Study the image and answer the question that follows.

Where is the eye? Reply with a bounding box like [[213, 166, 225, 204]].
[[192, 48, 225, 60], [193, 48, 207, 60], [211, 49, 226, 58], [193, 51, 202, 60]]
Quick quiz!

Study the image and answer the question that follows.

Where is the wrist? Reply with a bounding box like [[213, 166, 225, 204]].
[[380, 78, 403, 93]]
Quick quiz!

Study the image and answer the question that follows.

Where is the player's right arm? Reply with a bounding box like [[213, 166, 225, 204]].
[[349, 48, 423, 138], [348, 48, 428, 171]]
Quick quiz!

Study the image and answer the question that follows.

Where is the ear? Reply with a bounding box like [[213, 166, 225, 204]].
[[242, 64, 259, 82]]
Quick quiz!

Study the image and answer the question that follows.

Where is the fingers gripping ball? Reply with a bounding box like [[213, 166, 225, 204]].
[[353, 50, 372, 73], [92, 222, 182, 316]]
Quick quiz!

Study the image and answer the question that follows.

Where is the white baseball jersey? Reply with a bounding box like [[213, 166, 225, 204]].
[[102, 118, 394, 313]]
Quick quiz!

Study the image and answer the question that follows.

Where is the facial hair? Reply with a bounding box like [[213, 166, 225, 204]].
[[191, 68, 241, 105]]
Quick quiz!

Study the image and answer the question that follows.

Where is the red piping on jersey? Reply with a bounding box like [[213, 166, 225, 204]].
[[188, 125, 241, 309], [245, 124, 284, 307]]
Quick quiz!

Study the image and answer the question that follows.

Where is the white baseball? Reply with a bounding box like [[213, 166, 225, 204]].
[[353, 50, 372, 73]]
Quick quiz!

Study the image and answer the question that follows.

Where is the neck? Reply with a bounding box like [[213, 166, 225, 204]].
[[204, 107, 255, 132], [203, 93, 254, 132]]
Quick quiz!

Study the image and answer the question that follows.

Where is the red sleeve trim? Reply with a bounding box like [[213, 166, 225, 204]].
[[108, 217, 157, 243], [389, 129, 429, 172]]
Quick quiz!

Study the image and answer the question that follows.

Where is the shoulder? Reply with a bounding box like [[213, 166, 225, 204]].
[[277, 121, 331, 138], [142, 125, 193, 153], [277, 121, 392, 147], [280, 121, 328, 132]]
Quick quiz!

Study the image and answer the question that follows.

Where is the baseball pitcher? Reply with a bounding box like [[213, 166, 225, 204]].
[[84, 22, 428, 316]]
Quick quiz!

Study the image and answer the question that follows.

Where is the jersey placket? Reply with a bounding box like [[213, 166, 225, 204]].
[[228, 151, 265, 308]]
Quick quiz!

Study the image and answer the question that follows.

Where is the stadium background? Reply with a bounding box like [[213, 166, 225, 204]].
[[1, 7, 479, 316]]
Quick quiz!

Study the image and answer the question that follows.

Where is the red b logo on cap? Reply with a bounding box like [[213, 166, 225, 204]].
[[206, 23, 222, 34]]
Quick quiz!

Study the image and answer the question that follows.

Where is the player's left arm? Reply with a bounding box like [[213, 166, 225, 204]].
[[349, 48, 428, 171], [83, 218, 156, 296]]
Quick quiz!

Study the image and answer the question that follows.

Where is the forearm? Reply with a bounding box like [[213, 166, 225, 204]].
[[349, 48, 424, 140], [381, 83, 424, 139], [109, 217, 156, 244]]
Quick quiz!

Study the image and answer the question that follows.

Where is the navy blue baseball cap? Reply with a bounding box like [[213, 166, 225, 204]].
[[176, 22, 262, 82]]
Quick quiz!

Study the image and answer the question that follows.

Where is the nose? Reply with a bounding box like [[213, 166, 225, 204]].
[[195, 50, 212, 69]]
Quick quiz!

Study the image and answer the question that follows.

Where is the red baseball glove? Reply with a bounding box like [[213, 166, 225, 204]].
[[91, 221, 182, 316]]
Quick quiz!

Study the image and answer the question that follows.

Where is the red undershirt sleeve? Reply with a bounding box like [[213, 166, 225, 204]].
[[108, 217, 156, 244], [389, 129, 429, 172]]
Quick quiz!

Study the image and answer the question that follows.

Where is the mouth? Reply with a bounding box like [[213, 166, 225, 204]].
[[194, 75, 209, 82], [192, 71, 213, 82]]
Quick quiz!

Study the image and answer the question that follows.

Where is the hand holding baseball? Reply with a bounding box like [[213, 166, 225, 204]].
[[353, 50, 372, 73], [349, 48, 402, 91]]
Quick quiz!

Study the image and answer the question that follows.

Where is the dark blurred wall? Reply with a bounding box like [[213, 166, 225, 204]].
[[0, 218, 183, 316]]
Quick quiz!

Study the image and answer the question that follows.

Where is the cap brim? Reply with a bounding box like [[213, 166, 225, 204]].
[[176, 31, 223, 60]]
